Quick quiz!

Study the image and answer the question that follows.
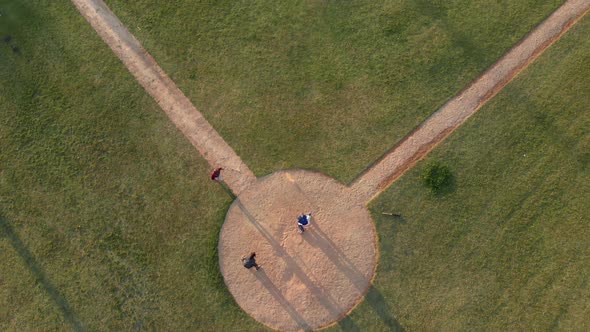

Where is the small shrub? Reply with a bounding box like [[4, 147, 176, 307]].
[[422, 161, 452, 193]]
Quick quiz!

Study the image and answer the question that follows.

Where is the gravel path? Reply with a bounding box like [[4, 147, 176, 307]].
[[350, 0, 590, 204], [72, 0, 589, 330], [71, 0, 257, 196]]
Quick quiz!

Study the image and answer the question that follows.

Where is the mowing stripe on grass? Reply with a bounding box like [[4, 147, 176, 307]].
[[350, 0, 590, 204], [71, 0, 256, 196]]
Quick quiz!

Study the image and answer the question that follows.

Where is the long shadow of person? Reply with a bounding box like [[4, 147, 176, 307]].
[[365, 285, 405, 331], [307, 222, 369, 293], [304, 220, 404, 331], [216, 181, 236, 200], [254, 268, 311, 330], [235, 201, 355, 329]]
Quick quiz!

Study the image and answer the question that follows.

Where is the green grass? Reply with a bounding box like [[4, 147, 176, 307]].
[[0, 1, 264, 330], [355, 15, 590, 331], [105, 0, 562, 182], [2, 0, 588, 331]]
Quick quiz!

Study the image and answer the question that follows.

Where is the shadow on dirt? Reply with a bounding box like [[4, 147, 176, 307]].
[[304, 222, 368, 293], [254, 268, 311, 330], [237, 200, 404, 331], [237, 201, 354, 331], [309, 223, 404, 331]]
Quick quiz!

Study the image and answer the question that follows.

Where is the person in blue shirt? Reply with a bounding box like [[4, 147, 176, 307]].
[[297, 212, 312, 233]]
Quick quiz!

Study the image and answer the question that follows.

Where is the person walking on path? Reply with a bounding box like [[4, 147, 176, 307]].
[[297, 212, 312, 233], [210, 167, 223, 181], [241, 252, 260, 270], [210, 167, 236, 199]]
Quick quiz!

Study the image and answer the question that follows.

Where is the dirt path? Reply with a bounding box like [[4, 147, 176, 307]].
[[71, 0, 589, 330], [71, 0, 256, 196], [219, 170, 377, 331], [350, 0, 590, 204]]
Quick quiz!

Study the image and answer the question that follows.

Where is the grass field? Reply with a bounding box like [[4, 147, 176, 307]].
[[105, 0, 562, 182], [0, 1, 259, 330], [1, 0, 587, 331], [357, 15, 590, 331]]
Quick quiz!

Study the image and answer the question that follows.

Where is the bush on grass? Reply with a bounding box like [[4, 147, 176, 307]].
[[422, 161, 453, 194]]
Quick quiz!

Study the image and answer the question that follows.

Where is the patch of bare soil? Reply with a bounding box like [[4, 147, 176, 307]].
[[219, 170, 377, 331]]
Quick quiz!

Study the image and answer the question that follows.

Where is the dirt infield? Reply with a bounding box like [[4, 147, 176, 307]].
[[219, 170, 376, 331]]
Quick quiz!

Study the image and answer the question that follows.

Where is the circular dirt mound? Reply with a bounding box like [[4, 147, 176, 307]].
[[219, 170, 377, 331]]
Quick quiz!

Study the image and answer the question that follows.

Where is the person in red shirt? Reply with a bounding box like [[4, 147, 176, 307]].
[[210, 167, 223, 181]]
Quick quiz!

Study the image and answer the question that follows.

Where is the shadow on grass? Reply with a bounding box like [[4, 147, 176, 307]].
[[364, 285, 404, 332], [236, 200, 404, 331], [411, 0, 488, 70], [337, 315, 361, 331], [309, 226, 404, 331], [0, 213, 85, 332], [216, 181, 237, 200]]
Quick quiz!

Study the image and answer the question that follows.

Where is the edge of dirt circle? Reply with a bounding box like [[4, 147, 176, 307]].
[[218, 169, 380, 331]]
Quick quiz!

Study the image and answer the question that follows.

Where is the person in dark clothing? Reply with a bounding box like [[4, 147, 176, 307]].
[[210, 167, 223, 181], [241, 252, 260, 270]]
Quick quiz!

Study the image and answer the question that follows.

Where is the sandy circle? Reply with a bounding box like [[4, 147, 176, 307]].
[[219, 170, 377, 331]]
